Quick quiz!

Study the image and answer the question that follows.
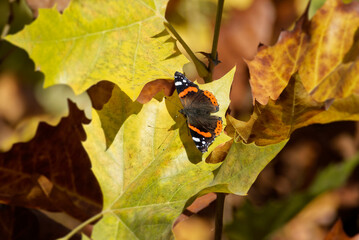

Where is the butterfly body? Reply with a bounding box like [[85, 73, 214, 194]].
[[174, 72, 223, 153], [179, 106, 211, 116]]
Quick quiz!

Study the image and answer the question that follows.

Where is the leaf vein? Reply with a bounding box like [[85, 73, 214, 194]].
[[14, 16, 156, 44], [132, 23, 142, 81]]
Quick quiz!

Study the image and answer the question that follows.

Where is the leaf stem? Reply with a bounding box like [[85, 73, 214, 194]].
[[164, 22, 209, 78], [214, 192, 226, 240], [205, 0, 225, 83], [58, 210, 108, 240]]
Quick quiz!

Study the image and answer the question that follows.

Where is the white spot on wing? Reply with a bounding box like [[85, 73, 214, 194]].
[[175, 81, 182, 86], [192, 137, 200, 142]]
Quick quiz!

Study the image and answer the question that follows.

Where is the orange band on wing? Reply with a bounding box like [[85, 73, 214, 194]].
[[179, 87, 198, 98], [203, 90, 218, 106], [188, 124, 212, 137], [214, 120, 222, 136]]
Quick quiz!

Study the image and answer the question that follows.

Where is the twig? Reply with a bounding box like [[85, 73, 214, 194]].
[[204, 0, 225, 83], [214, 193, 226, 240], [164, 22, 208, 78]]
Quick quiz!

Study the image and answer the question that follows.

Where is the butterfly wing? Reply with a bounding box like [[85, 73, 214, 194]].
[[187, 115, 223, 153], [174, 72, 219, 113]]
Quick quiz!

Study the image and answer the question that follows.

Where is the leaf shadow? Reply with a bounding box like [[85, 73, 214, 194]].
[[88, 79, 203, 162], [87, 81, 143, 149]]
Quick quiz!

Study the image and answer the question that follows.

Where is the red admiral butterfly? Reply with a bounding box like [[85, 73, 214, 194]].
[[174, 72, 223, 153]]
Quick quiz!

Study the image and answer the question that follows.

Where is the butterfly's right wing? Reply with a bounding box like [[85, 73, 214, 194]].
[[187, 115, 223, 153]]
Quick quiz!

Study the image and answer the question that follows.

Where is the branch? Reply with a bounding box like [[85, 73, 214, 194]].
[[214, 193, 226, 240], [204, 0, 225, 83]]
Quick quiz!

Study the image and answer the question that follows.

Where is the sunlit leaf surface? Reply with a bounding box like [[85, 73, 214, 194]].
[[6, 0, 187, 100]]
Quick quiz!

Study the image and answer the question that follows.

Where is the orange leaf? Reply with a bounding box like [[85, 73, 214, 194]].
[[227, 74, 326, 145]]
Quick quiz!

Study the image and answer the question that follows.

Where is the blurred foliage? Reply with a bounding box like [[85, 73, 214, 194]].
[[0, 40, 43, 151], [0, 40, 91, 151], [324, 220, 352, 240], [225, 153, 359, 240], [0, 0, 32, 37]]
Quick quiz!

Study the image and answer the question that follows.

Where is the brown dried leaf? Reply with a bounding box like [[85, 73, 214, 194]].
[[247, 0, 359, 105], [227, 74, 326, 145], [0, 206, 81, 240], [310, 61, 359, 101], [231, 0, 359, 145], [136, 79, 175, 104], [0, 101, 102, 221], [205, 139, 233, 164]]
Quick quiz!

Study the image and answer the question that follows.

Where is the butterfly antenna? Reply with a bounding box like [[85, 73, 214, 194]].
[[156, 132, 173, 150], [146, 124, 173, 150]]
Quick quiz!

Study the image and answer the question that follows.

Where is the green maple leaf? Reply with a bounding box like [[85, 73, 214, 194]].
[[6, 0, 187, 100]]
